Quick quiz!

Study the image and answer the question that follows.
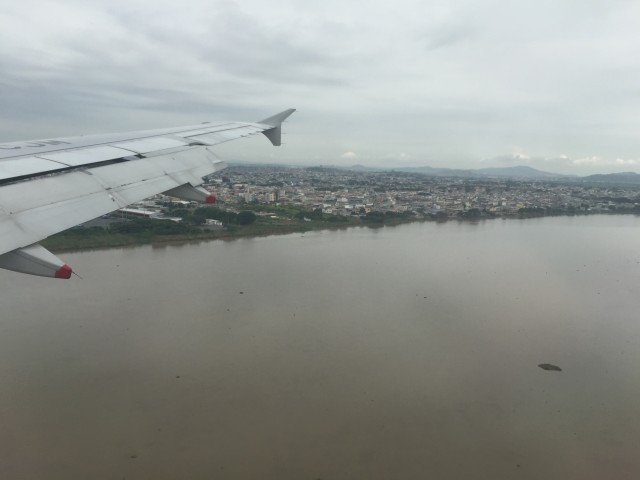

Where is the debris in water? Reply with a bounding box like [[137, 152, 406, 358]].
[[538, 363, 562, 372]]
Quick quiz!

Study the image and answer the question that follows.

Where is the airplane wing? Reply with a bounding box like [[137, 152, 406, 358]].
[[0, 108, 295, 279]]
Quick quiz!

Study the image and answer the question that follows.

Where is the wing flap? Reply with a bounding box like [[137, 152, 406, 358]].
[[0, 170, 106, 215], [0, 146, 227, 255], [111, 137, 188, 154], [0, 157, 67, 180], [0, 188, 117, 254], [36, 145, 136, 167]]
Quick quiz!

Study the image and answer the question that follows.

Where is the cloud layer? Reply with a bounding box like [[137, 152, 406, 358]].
[[2, 0, 640, 174]]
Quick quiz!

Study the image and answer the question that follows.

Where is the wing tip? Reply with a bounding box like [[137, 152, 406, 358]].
[[258, 108, 296, 127], [259, 109, 296, 146]]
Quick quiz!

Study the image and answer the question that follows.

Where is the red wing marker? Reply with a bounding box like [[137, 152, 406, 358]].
[[55, 264, 73, 279]]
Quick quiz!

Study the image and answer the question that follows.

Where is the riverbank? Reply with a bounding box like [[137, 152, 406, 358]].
[[42, 215, 366, 252], [41, 209, 639, 253]]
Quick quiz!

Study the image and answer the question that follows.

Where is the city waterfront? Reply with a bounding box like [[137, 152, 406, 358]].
[[2, 215, 640, 479]]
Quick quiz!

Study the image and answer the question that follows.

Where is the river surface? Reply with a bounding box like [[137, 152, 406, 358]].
[[1, 215, 640, 479]]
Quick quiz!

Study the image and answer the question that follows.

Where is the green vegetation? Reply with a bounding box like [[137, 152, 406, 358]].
[[460, 208, 482, 219], [362, 210, 415, 224], [41, 200, 427, 252], [42, 219, 206, 251], [44, 198, 640, 253], [518, 206, 587, 218]]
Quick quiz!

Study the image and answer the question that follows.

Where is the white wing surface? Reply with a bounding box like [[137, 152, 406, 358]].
[[0, 108, 295, 278]]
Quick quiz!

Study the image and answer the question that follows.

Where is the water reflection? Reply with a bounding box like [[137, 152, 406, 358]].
[[1, 215, 640, 479]]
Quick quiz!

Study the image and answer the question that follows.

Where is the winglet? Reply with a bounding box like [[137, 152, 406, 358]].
[[259, 108, 296, 127], [258, 108, 296, 146]]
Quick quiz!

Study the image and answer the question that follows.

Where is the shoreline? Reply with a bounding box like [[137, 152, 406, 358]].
[[42, 210, 639, 254]]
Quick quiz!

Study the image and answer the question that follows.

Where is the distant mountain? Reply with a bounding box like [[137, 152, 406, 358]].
[[474, 166, 563, 178], [396, 166, 477, 177], [581, 172, 640, 184], [347, 164, 381, 172], [393, 165, 565, 179], [235, 162, 639, 183]]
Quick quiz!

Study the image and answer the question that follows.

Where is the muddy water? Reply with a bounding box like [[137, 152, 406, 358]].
[[1, 215, 640, 479]]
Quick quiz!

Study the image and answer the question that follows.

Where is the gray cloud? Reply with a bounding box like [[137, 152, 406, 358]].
[[2, 0, 640, 174]]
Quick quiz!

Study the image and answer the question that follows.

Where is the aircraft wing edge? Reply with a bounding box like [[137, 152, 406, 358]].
[[0, 109, 295, 279]]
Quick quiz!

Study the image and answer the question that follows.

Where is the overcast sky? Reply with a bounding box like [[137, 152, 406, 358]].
[[2, 0, 640, 174]]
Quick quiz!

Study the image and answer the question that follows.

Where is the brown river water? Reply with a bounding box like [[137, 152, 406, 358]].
[[1, 215, 640, 479]]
